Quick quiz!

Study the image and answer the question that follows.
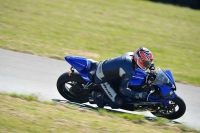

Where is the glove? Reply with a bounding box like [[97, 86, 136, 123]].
[[149, 63, 155, 70], [149, 66, 155, 70], [145, 70, 157, 85]]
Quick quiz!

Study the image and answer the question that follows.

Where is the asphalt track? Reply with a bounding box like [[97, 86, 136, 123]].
[[0, 49, 200, 130]]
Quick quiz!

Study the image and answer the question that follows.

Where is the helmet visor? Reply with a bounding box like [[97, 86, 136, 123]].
[[143, 60, 151, 69], [137, 58, 151, 70]]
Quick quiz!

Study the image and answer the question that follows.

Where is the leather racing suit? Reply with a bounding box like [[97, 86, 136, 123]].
[[94, 52, 154, 108]]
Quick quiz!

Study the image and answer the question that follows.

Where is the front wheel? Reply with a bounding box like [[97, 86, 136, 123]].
[[57, 72, 90, 103], [151, 96, 186, 120]]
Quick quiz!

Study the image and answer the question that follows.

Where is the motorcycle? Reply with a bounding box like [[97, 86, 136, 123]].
[[57, 56, 186, 119]]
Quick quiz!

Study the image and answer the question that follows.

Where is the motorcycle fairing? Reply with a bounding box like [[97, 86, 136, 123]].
[[129, 68, 146, 86], [154, 68, 176, 86], [148, 90, 177, 105], [79, 72, 92, 82], [164, 70, 176, 90], [128, 68, 177, 105], [65, 56, 92, 82], [65, 56, 91, 73], [154, 84, 177, 99]]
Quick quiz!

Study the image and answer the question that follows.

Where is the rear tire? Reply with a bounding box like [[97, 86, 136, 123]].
[[152, 96, 186, 120], [57, 72, 89, 103]]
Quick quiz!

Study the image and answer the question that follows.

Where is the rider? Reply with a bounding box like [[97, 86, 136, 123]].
[[92, 47, 156, 108]]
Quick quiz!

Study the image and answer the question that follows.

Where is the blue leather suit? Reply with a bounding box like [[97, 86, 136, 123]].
[[94, 52, 138, 108]]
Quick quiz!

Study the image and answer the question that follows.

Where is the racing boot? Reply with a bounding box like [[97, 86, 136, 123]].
[[91, 91, 106, 108], [133, 92, 148, 101]]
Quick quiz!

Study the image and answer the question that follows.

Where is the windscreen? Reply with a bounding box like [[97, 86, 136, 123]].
[[153, 68, 175, 88]]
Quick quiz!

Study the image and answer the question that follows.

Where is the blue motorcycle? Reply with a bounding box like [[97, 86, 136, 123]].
[[57, 56, 186, 119]]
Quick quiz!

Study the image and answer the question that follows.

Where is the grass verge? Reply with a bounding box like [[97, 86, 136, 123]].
[[0, 92, 199, 133], [0, 0, 200, 86]]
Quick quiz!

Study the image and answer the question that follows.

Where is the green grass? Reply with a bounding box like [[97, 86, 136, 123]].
[[0, 0, 199, 85], [0, 93, 199, 133], [9, 93, 38, 101]]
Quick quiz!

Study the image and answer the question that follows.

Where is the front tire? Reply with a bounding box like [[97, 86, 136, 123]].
[[152, 96, 186, 120], [57, 72, 89, 103]]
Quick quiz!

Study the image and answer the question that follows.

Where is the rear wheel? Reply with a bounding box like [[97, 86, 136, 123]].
[[151, 96, 186, 120], [57, 72, 90, 103]]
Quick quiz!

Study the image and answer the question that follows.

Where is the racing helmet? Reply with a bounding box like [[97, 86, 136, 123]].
[[133, 47, 153, 71]]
